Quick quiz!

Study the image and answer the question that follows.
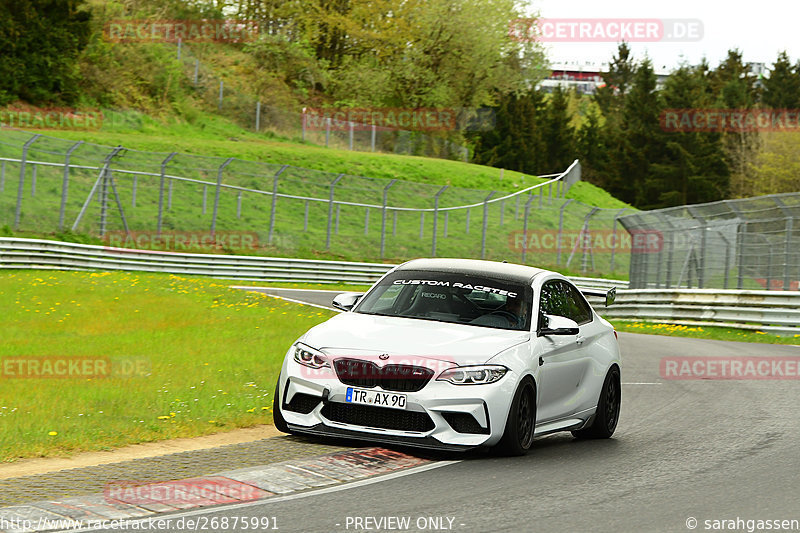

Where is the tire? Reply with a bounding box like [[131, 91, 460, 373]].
[[572, 366, 620, 440], [495, 377, 537, 456], [272, 379, 290, 434]]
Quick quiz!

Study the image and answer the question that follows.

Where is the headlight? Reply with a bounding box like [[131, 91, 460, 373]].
[[293, 343, 329, 369], [437, 365, 508, 385]]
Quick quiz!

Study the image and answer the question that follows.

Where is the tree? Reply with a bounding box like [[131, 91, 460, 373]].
[[541, 87, 576, 172], [0, 0, 92, 105], [762, 51, 800, 109]]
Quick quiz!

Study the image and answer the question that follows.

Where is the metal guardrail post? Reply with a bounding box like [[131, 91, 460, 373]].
[[555, 199, 573, 265], [157, 152, 177, 236], [481, 191, 496, 259], [380, 179, 397, 259], [267, 165, 289, 245], [783, 217, 793, 291], [58, 141, 83, 231], [431, 185, 448, 257], [210, 157, 234, 235], [14, 134, 41, 230], [521, 193, 537, 263], [326, 173, 345, 250]]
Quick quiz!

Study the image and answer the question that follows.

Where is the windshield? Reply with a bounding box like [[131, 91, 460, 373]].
[[355, 271, 532, 331]]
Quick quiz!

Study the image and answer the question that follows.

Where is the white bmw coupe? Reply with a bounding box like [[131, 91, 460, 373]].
[[273, 258, 621, 455]]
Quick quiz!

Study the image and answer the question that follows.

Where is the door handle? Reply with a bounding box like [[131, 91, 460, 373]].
[[576, 335, 585, 345], [539, 356, 544, 366]]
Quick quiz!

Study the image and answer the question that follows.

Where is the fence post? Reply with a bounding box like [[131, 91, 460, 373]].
[[202, 186, 207, 214], [349, 122, 354, 150], [380, 179, 397, 259], [465, 208, 470, 234], [371, 124, 376, 152], [268, 164, 289, 245], [72, 146, 124, 233], [481, 191, 496, 259], [177, 38, 181, 59], [218, 81, 223, 111], [30, 165, 37, 196], [57, 141, 83, 231], [301, 112, 306, 141], [14, 134, 41, 230], [237, 191, 242, 218], [609, 208, 628, 273], [325, 118, 331, 147], [555, 199, 574, 265], [326, 173, 345, 250], [131, 174, 137, 207], [157, 152, 177, 236], [255, 101, 261, 132], [431, 186, 448, 257], [521, 194, 536, 264], [210, 157, 234, 235]]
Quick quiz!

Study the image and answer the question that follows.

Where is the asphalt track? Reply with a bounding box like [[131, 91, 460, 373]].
[[92, 288, 800, 533]]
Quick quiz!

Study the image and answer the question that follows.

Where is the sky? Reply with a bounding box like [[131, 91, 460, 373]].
[[527, 0, 800, 73]]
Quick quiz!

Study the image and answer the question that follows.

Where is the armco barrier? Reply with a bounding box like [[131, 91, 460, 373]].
[[6, 237, 797, 336], [592, 289, 800, 336]]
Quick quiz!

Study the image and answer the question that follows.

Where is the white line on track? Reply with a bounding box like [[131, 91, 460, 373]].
[[622, 382, 663, 385], [235, 289, 340, 312], [65, 461, 460, 532]]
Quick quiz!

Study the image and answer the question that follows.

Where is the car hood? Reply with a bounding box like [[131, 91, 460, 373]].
[[299, 312, 529, 364]]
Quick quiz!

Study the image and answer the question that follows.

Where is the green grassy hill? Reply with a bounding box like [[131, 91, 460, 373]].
[[1, 111, 633, 278]]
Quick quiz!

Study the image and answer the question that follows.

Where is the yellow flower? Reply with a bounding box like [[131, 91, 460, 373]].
[[157, 415, 171, 420], [48, 431, 58, 436], [246, 408, 256, 413]]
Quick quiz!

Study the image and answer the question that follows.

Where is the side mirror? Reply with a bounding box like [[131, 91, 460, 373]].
[[538, 314, 579, 337], [332, 292, 363, 312]]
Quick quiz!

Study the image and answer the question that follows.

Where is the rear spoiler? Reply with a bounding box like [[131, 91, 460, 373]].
[[579, 287, 616, 307]]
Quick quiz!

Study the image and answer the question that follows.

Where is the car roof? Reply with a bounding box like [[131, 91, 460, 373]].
[[392, 258, 552, 284]]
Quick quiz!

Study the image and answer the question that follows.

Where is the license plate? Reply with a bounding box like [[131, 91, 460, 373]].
[[345, 387, 407, 410]]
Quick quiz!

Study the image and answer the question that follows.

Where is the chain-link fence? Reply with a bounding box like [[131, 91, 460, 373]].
[[620, 194, 800, 291], [0, 128, 632, 274], [173, 41, 472, 161]]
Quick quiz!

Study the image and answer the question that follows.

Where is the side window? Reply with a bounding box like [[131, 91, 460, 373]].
[[539, 281, 567, 317], [563, 282, 593, 325], [539, 280, 593, 326]]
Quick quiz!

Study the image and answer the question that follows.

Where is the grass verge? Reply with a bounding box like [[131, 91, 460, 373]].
[[0, 270, 336, 461], [611, 320, 800, 345]]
